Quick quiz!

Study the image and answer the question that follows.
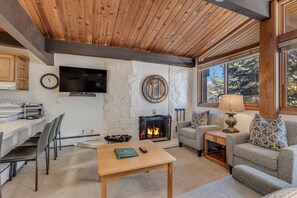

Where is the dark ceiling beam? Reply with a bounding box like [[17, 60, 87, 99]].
[[204, 0, 270, 21], [45, 39, 195, 67], [0, 32, 24, 48], [0, 0, 54, 65]]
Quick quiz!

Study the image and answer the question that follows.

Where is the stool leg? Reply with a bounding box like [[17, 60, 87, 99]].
[[59, 132, 62, 150], [54, 139, 57, 160], [12, 162, 17, 177], [35, 158, 38, 191], [9, 163, 13, 181], [45, 147, 49, 175]]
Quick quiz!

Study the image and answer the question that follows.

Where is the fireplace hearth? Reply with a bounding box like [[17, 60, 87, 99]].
[[139, 115, 171, 142]]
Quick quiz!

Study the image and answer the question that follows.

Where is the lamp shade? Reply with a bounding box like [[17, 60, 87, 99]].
[[218, 94, 245, 112]]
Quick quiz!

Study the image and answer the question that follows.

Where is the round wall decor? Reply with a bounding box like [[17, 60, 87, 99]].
[[142, 75, 168, 103]]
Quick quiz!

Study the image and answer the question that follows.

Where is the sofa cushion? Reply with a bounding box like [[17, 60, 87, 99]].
[[179, 127, 196, 139], [191, 111, 209, 128], [234, 143, 279, 170], [249, 114, 288, 151]]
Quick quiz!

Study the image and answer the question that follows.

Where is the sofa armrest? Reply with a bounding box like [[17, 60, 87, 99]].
[[278, 145, 297, 185], [226, 132, 250, 166], [195, 125, 222, 151], [177, 121, 191, 140], [232, 165, 292, 196]]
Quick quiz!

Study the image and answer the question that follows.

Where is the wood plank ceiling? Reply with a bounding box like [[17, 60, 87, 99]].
[[17, 0, 259, 60]]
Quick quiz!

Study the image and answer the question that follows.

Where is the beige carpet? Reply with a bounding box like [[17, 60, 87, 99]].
[[2, 146, 229, 198]]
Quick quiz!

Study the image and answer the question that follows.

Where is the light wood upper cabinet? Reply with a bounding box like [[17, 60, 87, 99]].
[[0, 54, 15, 82], [0, 54, 30, 90]]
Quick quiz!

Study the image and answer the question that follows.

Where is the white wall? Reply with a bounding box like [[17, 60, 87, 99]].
[[0, 46, 193, 143]]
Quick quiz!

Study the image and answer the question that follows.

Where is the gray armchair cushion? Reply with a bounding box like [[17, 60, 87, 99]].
[[180, 127, 195, 139], [285, 121, 297, 146], [232, 165, 292, 196], [233, 143, 279, 170]]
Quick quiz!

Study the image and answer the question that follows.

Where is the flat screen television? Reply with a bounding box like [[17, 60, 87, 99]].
[[59, 66, 107, 93]]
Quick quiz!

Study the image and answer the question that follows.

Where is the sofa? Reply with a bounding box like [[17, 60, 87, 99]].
[[178, 165, 293, 198], [177, 111, 225, 156], [227, 120, 297, 185]]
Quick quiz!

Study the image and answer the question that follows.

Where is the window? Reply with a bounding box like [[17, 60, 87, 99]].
[[280, 48, 297, 110], [227, 56, 259, 104], [201, 65, 224, 104], [199, 55, 259, 109], [283, 0, 297, 33]]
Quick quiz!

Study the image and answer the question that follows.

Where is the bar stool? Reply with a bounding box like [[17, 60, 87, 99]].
[[55, 113, 65, 158], [18, 117, 59, 174], [0, 121, 53, 191]]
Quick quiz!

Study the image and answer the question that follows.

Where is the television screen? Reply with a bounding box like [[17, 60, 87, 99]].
[[59, 66, 107, 93]]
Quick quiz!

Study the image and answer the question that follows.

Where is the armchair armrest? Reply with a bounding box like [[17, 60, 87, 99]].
[[176, 121, 191, 140], [226, 132, 250, 166], [279, 145, 297, 185], [195, 125, 222, 151], [232, 165, 292, 196]]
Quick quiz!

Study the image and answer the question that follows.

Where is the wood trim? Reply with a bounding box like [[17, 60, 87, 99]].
[[197, 43, 259, 69], [203, 0, 270, 21], [199, 19, 256, 62], [46, 39, 195, 67], [279, 108, 297, 115], [278, 29, 297, 43], [259, 0, 279, 119], [0, 0, 53, 65]]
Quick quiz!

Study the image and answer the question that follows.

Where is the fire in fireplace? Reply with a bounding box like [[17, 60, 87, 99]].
[[139, 115, 171, 142]]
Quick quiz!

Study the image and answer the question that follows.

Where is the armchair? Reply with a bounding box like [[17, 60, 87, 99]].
[[177, 111, 225, 157], [227, 120, 297, 185]]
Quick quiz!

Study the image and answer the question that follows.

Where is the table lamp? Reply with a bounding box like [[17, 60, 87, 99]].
[[218, 94, 245, 133]]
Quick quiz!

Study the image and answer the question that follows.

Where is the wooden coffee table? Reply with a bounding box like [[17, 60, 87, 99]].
[[97, 140, 176, 198]]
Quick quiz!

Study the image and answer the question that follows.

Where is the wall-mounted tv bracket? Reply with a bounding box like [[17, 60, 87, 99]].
[[69, 92, 96, 97]]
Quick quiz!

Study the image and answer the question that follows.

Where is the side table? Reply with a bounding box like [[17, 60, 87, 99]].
[[204, 131, 229, 169]]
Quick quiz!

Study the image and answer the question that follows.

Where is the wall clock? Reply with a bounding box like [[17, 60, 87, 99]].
[[40, 73, 59, 89]]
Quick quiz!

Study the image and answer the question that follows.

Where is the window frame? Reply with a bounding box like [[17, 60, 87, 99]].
[[197, 56, 260, 110], [279, 49, 297, 115], [278, 0, 297, 115]]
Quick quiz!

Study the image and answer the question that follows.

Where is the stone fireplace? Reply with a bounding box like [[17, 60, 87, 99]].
[[139, 115, 171, 142]]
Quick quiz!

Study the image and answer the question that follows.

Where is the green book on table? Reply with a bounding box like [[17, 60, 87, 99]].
[[114, 148, 139, 159]]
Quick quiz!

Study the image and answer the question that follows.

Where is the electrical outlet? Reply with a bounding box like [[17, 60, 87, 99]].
[[91, 129, 94, 134], [152, 109, 157, 114]]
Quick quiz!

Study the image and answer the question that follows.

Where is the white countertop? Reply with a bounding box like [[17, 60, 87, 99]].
[[0, 118, 46, 139]]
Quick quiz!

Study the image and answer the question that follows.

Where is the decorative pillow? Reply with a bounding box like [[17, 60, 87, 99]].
[[191, 111, 209, 128], [249, 114, 288, 151], [263, 188, 297, 198]]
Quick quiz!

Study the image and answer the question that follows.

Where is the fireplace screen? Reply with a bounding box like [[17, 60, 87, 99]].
[[139, 115, 171, 142]]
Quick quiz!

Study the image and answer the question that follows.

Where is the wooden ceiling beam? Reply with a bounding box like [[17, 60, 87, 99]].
[[45, 39, 195, 67], [203, 0, 270, 21], [0, 0, 53, 65], [198, 19, 256, 61]]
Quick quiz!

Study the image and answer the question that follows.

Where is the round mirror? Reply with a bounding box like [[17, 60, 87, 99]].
[[142, 75, 168, 103]]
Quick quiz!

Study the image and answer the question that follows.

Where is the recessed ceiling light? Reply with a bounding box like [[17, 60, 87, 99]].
[[215, 0, 224, 2]]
